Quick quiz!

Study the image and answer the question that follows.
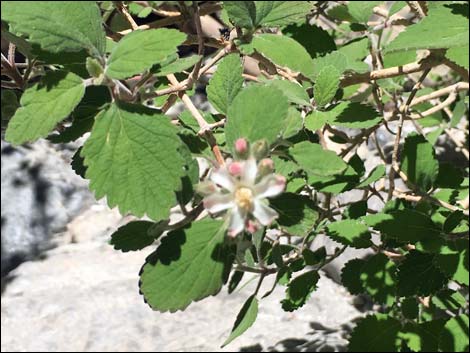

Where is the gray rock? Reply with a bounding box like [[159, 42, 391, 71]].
[[1, 207, 363, 352], [1, 140, 93, 276]]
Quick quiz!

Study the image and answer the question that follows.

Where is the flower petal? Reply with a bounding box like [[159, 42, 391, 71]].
[[254, 175, 286, 199], [228, 208, 246, 237], [210, 168, 235, 192], [242, 158, 258, 185], [252, 200, 278, 226], [203, 193, 235, 213]]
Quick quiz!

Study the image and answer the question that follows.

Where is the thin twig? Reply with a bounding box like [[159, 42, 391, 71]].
[[388, 69, 431, 200], [167, 74, 225, 166]]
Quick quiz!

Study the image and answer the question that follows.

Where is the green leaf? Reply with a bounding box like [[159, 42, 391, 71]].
[[314, 66, 340, 107], [326, 219, 372, 248], [307, 153, 364, 194], [223, 1, 256, 28], [81, 102, 185, 221], [434, 239, 469, 286], [282, 107, 303, 138], [446, 44, 470, 69], [254, 1, 312, 27], [267, 79, 310, 106], [228, 271, 244, 294], [222, 295, 259, 347], [154, 55, 202, 77], [49, 86, 111, 143], [397, 250, 448, 297], [366, 210, 442, 245], [356, 165, 386, 189], [305, 102, 381, 130], [207, 54, 244, 115], [290, 141, 348, 177], [283, 24, 336, 59], [439, 315, 469, 352], [343, 254, 396, 306], [432, 289, 467, 312], [225, 85, 288, 147], [401, 133, 439, 192], [385, 4, 469, 53], [281, 270, 319, 311], [399, 319, 446, 352], [348, 314, 402, 352], [224, 1, 311, 28], [5, 71, 85, 145], [140, 219, 230, 312], [110, 221, 159, 252], [1, 90, 19, 126], [348, 1, 381, 23], [106, 29, 186, 79], [251, 34, 315, 79], [1, 1, 105, 56], [269, 193, 319, 237]]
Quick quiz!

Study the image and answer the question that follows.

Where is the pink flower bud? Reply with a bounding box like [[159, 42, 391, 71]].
[[228, 161, 243, 176], [246, 220, 259, 234], [275, 175, 286, 189], [234, 138, 249, 158]]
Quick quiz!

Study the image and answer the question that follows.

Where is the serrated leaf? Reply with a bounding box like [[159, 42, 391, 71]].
[[312, 51, 348, 78], [154, 55, 202, 77], [110, 221, 158, 252], [344, 253, 397, 306], [290, 141, 348, 177], [224, 1, 257, 28], [446, 44, 469, 69], [140, 219, 230, 312], [307, 153, 364, 194], [1, 1, 105, 56], [385, 4, 469, 53], [267, 79, 310, 106], [251, 34, 315, 79], [207, 54, 244, 115], [366, 209, 442, 245], [348, 314, 402, 352], [225, 85, 288, 147], [254, 1, 312, 26], [348, 1, 381, 23], [222, 295, 258, 347], [305, 102, 381, 130], [326, 219, 372, 248], [281, 270, 319, 311], [81, 102, 185, 221], [397, 250, 448, 297], [314, 66, 340, 107], [49, 86, 111, 143], [224, 1, 311, 28], [434, 239, 469, 286], [106, 29, 186, 79], [439, 315, 469, 352], [399, 319, 446, 352], [357, 165, 386, 188], [5, 71, 85, 145], [401, 133, 439, 192], [269, 193, 318, 237]]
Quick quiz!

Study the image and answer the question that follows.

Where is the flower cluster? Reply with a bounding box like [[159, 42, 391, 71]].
[[198, 139, 286, 237]]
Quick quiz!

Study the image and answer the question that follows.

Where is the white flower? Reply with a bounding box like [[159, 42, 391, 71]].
[[200, 157, 286, 237]]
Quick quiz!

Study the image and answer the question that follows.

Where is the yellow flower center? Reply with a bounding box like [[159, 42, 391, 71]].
[[234, 187, 253, 211]]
